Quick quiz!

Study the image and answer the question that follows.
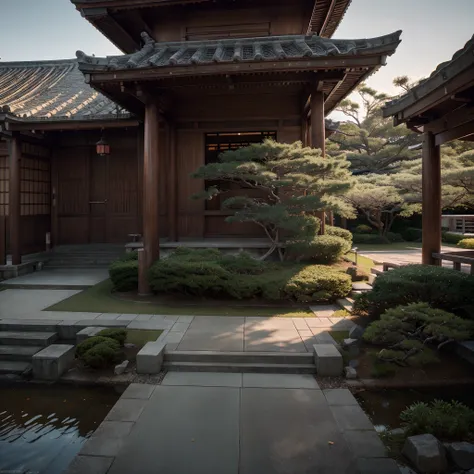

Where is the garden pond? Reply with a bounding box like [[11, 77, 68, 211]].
[[0, 383, 121, 474], [356, 385, 474, 433]]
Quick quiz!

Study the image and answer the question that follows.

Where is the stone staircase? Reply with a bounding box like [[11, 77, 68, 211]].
[[163, 351, 316, 374], [0, 321, 59, 376], [44, 244, 125, 269]]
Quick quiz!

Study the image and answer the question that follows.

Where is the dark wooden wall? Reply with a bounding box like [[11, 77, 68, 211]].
[[150, 0, 313, 42], [52, 129, 146, 245]]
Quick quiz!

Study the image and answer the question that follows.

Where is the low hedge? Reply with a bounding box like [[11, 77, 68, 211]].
[[354, 264, 474, 319], [76, 336, 122, 369], [148, 248, 351, 303], [442, 232, 465, 245], [353, 224, 373, 234], [458, 238, 474, 249], [352, 232, 404, 244], [325, 225, 353, 243], [286, 235, 351, 264], [109, 259, 138, 292]]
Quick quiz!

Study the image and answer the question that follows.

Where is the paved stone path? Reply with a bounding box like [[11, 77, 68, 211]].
[[66, 375, 401, 474], [2, 269, 108, 288], [0, 289, 354, 353]]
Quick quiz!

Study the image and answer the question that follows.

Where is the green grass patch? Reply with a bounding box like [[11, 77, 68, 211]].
[[45, 279, 313, 317], [126, 329, 163, 347], [346, 251, 375, 274], [330, 330, 349, 344]]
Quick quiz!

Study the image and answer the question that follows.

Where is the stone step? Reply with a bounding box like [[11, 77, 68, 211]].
[[336, 298, 353, 312], [371, 266, 384, 275], [0, 345, 43, 361], [0, 320, 62, 332], [0, 331, 58, 347], [0, 360, 32, 375], [163, 361, 316, 374], [164, 351, 314, 365]]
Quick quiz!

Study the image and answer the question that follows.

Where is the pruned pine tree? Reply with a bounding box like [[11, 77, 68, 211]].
[[192, 139, 354, 260]]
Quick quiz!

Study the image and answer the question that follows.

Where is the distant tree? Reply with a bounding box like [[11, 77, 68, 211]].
[[331, 84, 420, 174], [192, 140, 354, 260]]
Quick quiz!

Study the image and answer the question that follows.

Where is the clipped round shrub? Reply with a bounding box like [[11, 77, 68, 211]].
[[352, 232, 403, 244], [325, 225, 353, 243], [458, 238, 474, 249], [354, 265, 474, 319], [82, 340, 123, 369], [118, 251, 138, 261], [220, 252, 267, 275], [281, 265, 352, 303], [98, 328, 127, 346], [286, 235, 351, 264], [354, 224, 373, 234], [76, 336, 117, 358], [109, 259, 138, 292], [442, 231, 465, 245]]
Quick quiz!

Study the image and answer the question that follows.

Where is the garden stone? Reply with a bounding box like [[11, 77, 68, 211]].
[[349, 324, 365, 340], [114, 360, 129, 375], [402, 434, 447, 473], [446, 442, 474, 470], [349, 359, 359, 368], [389, 428, 406, 436], [343, 338, 360, 357], [345, 366, 357, 379], [124, 343, 137, 349]]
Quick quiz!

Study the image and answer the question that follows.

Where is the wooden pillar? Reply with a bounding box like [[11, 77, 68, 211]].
[[311, 90, 326, 233], [166, 122, 178, 242], [0, 215, 5, 265], [9, 135, 21, 265], [139, 101, 160, 294], [422, 131, 441, 265]]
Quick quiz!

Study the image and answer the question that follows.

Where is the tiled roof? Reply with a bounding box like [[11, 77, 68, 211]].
[[383, 34, 474, 118], [76, 31, 402, 72], [0, 59, 130, 121]]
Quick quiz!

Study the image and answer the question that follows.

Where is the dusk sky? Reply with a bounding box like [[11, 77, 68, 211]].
[[0, 0, 472, 99]]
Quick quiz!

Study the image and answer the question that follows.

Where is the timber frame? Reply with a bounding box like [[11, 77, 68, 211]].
[[383, 34, 474, 265]]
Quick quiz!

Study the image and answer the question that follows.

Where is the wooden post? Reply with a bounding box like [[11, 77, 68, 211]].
[[0, 216, 5, 265], [311, 89, 326, 234], [9, 135, 21, 265], [422, 131, 441, 265], [139, 101, 160, 294], [341, 217, 347, 229], [167, 121, 178, 242]]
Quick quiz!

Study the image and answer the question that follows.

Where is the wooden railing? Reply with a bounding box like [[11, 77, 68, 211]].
[[433, 252, 474, 274]]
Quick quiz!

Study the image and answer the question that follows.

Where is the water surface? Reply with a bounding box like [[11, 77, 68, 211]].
[[0, 383, 119, 474]]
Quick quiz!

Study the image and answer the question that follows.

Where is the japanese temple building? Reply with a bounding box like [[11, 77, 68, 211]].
[[0, 0, 401, 274], [383, 34, 474, 265]]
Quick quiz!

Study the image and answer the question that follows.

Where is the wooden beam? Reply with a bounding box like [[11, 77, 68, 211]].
[[435, 119, 474, 145], [425, 103, 474, 135], [9, 135, 21, 265], [139, 101, 160, 294], [311, 90, 326, 234], [0, 215, 5, 265], [167, 122, 178, 241], [422, 131, 441, 265], [319, 0, 338, 37]]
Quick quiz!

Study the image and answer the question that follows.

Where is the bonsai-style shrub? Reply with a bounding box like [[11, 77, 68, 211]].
[[76, 336, 122, 369], [354, 264, 474, 319], [192, 139, 354, 260], [363, 303, 474, 367], [286, 235, 351, 264], [148, 248, 351, 302], [98, 328, 127, 346], [325, 225, 353, 243], [109, 259, 138, 292], [458, 238, 474, 249], [354, 224, 373, 234], [400, 400, 474, 440]]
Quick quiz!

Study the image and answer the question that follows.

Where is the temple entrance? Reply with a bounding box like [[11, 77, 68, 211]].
[[203, 131, 276, 237], [89, 155, 108, 243]]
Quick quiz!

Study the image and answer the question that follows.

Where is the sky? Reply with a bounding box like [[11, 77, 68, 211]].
[[0, 0, 473, 98]]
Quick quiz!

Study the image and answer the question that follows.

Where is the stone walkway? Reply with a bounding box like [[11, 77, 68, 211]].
[[2, 269, 108, 288], [0, 289, 354, 353], [66, 375, 401, 474]]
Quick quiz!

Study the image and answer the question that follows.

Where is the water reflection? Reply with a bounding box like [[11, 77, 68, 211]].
[[0, 384, 119, 474]]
